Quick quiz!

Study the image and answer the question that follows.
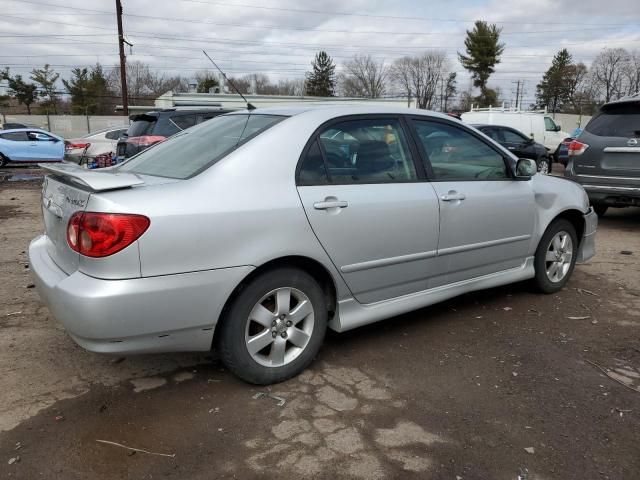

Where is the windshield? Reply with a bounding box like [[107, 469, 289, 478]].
[[117, 114, 285, 179]]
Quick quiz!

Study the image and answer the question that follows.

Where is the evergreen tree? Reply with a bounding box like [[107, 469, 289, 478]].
[[1, 68, 38, 114], [30, 64, 60, 114], [62, 67, 91, 114], [62, 64, 112, 114], [443, 72, 457, 111], [196, 74, 219, 93], [535, 49, 573, 112], [458, 20, 505, 106], [88, 64, 112, 114], [305, 51, 336, 97]]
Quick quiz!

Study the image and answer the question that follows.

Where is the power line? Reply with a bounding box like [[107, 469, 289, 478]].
[[176, 0, 638, 27], [5, 0, 639, 34]]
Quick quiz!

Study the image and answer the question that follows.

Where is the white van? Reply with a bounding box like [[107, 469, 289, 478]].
[[461, 107, 569, 153]]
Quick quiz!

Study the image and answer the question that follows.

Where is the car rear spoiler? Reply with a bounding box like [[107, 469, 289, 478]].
[[38, 163, 144, 192]]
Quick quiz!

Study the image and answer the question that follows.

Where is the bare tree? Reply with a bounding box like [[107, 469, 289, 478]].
[[591, 48, 629, 102], [108, 61, 188, 99], [277, 78, 305, 96], [622, 50, 640, 95], [391, 52, 450, 109], [391, 56, 414, 106], [339, 55, 389, 98]]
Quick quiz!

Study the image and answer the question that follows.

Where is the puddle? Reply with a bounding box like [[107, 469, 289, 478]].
[[0, 173, 43, 182]]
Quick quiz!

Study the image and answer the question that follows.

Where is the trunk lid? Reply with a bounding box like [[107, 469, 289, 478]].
[[573, 102, 640, 184], [39, 163, 145, 274], [574, 132, 640, 184]]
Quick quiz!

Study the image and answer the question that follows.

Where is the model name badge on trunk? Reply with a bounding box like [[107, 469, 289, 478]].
[[65, 196, 86, 208]]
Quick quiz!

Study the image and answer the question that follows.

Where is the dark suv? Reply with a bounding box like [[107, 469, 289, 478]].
[[564, 94, 640, 216], [116, 108, 232, 162]]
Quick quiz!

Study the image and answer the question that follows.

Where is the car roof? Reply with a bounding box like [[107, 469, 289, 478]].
[[0, 128, 52, 134], [85, 126, 128, 135], [602, 92, 640, 107], [224, 104, 459, 122], [470, 124, 517, 130]]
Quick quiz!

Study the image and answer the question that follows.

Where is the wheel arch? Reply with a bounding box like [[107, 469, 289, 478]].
[[549, 208, 585, 245], [212, 255, 338, 347]]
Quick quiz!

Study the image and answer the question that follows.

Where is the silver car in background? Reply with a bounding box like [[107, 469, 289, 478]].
[[64, 126, 129, 168], [29, 106, 597, 384]]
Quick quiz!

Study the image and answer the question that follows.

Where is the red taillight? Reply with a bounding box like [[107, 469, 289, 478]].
[[127, 135, 166, 147], [67, 212, 150, 257], [66, 142, 91, 151], [568, 140, 589, 156]]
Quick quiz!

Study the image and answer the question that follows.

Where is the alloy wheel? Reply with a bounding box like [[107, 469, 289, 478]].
[[545, 231, 573, 283], [244, 287, 315, 368], [537, 159, 549, 174]]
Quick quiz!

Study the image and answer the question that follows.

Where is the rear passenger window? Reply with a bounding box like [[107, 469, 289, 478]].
[[314, 118, 417, 185], [413, 120, 508, 181], [481, 128, 501, 141], [171, 115, 197, 131], [0, 132, 29, 141], [298, 141, 328, 186]]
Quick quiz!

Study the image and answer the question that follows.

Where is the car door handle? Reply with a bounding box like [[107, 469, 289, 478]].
[[440, 193, 466, 202], [313, 200, 348, 210], [507, 146, 515, 150]]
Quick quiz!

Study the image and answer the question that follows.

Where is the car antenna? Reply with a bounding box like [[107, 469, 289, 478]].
[[202, 50, 256, 111]]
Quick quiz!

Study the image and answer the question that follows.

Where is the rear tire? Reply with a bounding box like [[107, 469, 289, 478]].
[[533, 219, 578, 294], [217, 267, 327, 385], [593, 204, 608, 217], [0, 154, 8, 168]]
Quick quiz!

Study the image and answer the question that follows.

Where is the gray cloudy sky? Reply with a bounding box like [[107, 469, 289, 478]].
[[2, 0, 640, 104]]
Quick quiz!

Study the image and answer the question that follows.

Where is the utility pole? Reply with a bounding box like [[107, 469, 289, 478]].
[[116, 0, 129, 116], [513, 80, 521, 110]]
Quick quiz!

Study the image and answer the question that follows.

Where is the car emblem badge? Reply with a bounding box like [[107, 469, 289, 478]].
[[628, 138, 638, 147]]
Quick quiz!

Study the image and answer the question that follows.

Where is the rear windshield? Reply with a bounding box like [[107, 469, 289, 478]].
[[127, 115, 158, 137], [117, 114, 285, 179], [585, 103, 640, 137]]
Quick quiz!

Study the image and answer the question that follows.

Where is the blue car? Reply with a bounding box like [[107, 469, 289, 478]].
[[0, 128, 64, 167]]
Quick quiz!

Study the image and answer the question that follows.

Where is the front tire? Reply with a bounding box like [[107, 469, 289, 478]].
[[537, 156, 551, 174], [0, 154, 8, 168], [217, 267, 327, 385], [533, 219, 578, 294]]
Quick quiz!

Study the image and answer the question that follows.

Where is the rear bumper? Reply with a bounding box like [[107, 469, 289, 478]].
[[577, 207, 597, 263], [28, 235, 253, 354], [582, 184, 640, 207]]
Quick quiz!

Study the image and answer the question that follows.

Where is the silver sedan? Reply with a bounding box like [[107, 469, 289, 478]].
[[29, 106, 597, 384]]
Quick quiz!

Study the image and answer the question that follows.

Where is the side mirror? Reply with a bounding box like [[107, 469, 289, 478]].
[[555, 124, 562, 132], [515, 158, 537, 179]]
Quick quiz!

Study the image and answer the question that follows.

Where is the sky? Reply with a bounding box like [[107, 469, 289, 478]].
[[1, 0, 640, 105]]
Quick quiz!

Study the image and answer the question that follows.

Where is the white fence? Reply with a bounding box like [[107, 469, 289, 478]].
[[2, 111, 595, 140], [0, 114, 129, 139]]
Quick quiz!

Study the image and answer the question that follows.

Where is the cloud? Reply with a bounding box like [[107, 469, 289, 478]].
[[1, 0, 639, 104]]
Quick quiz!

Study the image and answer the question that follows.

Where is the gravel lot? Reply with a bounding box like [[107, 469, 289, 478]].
[[1, 166, 639, 479]]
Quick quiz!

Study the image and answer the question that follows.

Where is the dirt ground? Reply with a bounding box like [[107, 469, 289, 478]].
[[1, 166, 639, 480]]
